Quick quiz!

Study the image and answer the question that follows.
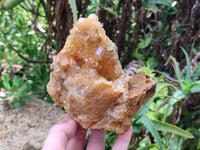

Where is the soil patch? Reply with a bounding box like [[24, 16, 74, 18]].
[[0, 96, 66, 150]]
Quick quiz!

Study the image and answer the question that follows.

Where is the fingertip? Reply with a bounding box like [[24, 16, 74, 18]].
[[60, 115, 70, 123], [64, 119, 78, 137]]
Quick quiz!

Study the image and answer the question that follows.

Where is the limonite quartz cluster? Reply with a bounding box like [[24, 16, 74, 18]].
[[47, 14, 156, 134]]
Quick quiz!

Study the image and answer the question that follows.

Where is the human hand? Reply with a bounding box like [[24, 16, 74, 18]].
[[42, 115, 133, 150]]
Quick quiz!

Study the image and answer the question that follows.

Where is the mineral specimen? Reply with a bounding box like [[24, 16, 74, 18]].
[[47, 14, 156, 134]]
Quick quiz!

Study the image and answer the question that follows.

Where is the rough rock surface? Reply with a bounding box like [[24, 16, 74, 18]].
[[47, 14, 156, 134]]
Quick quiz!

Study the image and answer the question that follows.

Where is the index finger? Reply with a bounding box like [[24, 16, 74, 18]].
[[112, 126, 133, 150]]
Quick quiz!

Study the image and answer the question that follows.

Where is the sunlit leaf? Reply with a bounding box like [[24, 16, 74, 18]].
[[154, 83, 176, 96], [191, 84, 200, 93], [68, 0, 77, 23], [104, 7, 117, 16], [138, 37, 152, 49], [138, 114, 162, 150], [13, 75, 24, 88], [3, 73, 11, 90], [4, 0, 24, 9], [181, 47, 191, 83], [163, 90, 186, 121], [152, 120, 194, 138], [168, 56, 184, 88], [142, 0, 173, 7]]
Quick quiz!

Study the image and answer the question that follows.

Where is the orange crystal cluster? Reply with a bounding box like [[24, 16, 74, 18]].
[[47, 14, 156, 134]]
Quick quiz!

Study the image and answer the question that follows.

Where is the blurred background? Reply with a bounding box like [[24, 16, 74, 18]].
[[0, 0, 200, 149]]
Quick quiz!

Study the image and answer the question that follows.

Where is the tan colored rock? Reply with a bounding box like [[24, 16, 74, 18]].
[[47, 14, 156, 134]]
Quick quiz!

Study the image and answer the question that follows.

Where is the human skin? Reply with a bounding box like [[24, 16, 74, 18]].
[[42, 115, 133, 150]]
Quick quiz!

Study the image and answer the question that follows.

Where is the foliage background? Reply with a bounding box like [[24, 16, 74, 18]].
[[0, 0, 200, 149]]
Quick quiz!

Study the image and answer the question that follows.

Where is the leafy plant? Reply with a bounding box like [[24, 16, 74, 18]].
[[130, 84, 193, 150], [26, 64, 54, 103], [163, 47, 200, 120], [0, 73, 33, 108], [122, 57, 195, 149], [0, 1, 52, 105]]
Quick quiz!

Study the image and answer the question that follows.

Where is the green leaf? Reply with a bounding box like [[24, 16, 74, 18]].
[[171, 90, 187, 102], [194, 81, 200, 84], [192, 62, 200, 82], [147, 57, 159, 70], [104, 7, 117, 17], [3, 73, 11, 90], [26, 80, 33, 86], [12, 97, 23, 108], [168, 56, 184, 89], [163, 90, 186, 121], [11, 85, 18, 93], [12, 75, 24, 88], [152, 120, 194, 138], [142, 0, 173, 7], [154, 83, 176, 96], [191, 84, 200, 93], [1, 92, 12, 99], [13, 76, 19, 87], [132, 124, 142, 134], [68, 0, 77, 24], [105, 131, 117, 148], [181, 47, 191, 83], [132, 48, 144, 60], [4, 0, 24, 9], [138, 114, 162, 150], [138, 37, 152, 49], [23, 96, 34, 102], [19, 83, 32, 97]]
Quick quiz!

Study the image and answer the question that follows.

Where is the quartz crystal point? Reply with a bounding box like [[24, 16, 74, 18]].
[[47, 14, 156, 134]]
